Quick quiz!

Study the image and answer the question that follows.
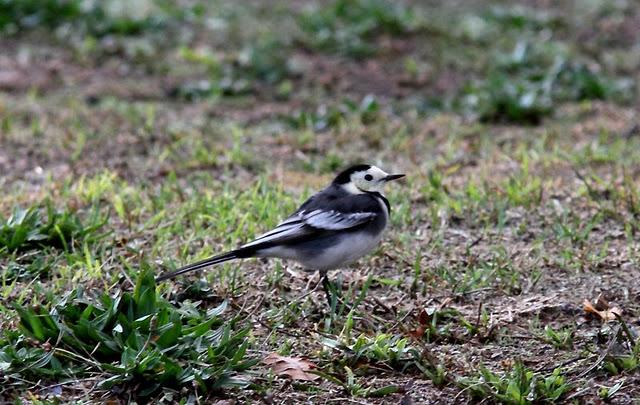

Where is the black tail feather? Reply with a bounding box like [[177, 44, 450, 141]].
[[155, 250, 240, 282]]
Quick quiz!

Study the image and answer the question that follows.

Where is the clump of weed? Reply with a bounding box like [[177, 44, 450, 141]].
[[0, 268, 256, 398], [3, 256, 56, 281], [0, 201, 107, 252], [0, 0, 173, 36], [541, 325, 574, 350], [483, 6, 564, 32], [320, 331, 448, 391], [298, 0, 417, 57], [177, 36, 293, 99], [322, 333, 415, 369], [459, 362, 572, 403], [286, 95, 380, 132], [459, 41, 633, 123], [0, 0, 82, 33], [602, 321, 640, 376]]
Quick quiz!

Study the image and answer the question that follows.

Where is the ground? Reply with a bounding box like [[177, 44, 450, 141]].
[[1, 0, 640, 403]]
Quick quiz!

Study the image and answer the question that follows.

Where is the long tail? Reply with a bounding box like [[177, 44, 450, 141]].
[[155, 250, 243, 282]]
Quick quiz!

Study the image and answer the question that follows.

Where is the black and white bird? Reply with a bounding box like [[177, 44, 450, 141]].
[[156, 164, 404, 300]]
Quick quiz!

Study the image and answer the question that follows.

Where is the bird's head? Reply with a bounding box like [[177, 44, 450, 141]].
[[333, 164, 405, 194]]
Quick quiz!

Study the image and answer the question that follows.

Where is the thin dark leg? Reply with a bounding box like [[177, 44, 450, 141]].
[[320, 270, 333, 308]]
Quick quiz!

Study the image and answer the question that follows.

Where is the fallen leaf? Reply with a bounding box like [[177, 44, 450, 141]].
[[411, 298, 454, 337], [409, 325, 425, 339], [583, 294, 623, 322], [263, 353, 319, 381]]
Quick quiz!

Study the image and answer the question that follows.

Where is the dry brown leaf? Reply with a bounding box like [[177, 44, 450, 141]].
[[263, 353, 319, 381], [583, 294, 623, 322]]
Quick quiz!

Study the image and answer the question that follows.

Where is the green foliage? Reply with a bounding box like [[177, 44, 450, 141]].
[[501, 157, 542, 208], [3, 256, 55, 281], [483, 6, 563, 32], [350, 333, 412, 365], [0, 0, 173, 36], [238, 37, 292, 84], [177, 37, 292, 99], [0, 268, 256, 397], [322, 333, 416, 370], [604, 341, 640, 375], [460, 362, 572, 404], [0, 201, 107, 252], [317, 365, 402, 398], [438, 247, 524, 295], [599, 381, 624, 401], [0, 0, 81, 32], [287, 95, 380, 132], [553, 211, 602, 248], [298, 0, 416, 57], [541, 325, 574, 350], [321, 331, 448, 390], [460, 41, 633, 123]]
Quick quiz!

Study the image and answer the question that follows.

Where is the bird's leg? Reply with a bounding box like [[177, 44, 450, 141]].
[[319, 270, 336, 308]]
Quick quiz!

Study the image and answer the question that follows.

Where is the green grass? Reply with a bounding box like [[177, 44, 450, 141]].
[[459, 362, 573, 404], [1, 269, 256, 398], [0, 0, 176, 36], [298, 0, 418, 57], [1, 0, 640, 402], [456, 35, 635, 123], [0, 201, 107, 252]]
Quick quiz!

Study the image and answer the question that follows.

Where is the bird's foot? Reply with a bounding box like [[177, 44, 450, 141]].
[[321, 273, 354, 313]]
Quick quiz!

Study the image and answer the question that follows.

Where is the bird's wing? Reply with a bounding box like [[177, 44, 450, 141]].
[[241, 212, 309, 248], [241, 209, 377, 248], [302, 209, 377, 229]]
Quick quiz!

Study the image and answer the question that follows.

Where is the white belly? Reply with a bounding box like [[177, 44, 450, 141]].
[[303, 232, 383, 270], [258, 230, 384, 270]]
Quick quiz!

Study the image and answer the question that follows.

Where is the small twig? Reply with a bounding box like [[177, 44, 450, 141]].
[[254, 316, 307, 338], [534, 355, 589, 373], [577, 324, 621, 378], [244, 293, 266, 319], [474, 301, 483, 333], [389, 304, 415, 332], [368, 296, 394, 315], [467, 235, 483, 249], [325, 398, 370, 404], [564, 385, 595, 401], [429, 287, 494, 301], [453, 380, 486, 403], [35, 377, 100, 393]]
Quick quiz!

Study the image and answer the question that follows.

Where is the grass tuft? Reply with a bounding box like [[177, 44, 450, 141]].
[[0, 201, 107, 253], [0, 267, 257, 397], [459, 362, 572, 404], [298, 0, 417, 57]]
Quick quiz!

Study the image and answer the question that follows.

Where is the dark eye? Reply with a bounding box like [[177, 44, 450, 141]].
[[364, 174, 373, 181]]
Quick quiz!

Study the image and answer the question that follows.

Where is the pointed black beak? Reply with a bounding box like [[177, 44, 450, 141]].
[[383, 173, 405, 182]]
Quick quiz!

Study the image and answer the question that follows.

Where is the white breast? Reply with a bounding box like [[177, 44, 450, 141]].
[[308, 231, 383, 270], [257, 194, 390, 270]]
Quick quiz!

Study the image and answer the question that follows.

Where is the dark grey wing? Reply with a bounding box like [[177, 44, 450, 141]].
[[241, 212, 310, 248], [302, 209, 377, 229], [241, 187, 382, 249], [241, 209, 378, 248]]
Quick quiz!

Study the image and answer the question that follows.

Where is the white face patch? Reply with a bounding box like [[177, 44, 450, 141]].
[[341, 181, 365, 194], [346, 165, 389, 193]]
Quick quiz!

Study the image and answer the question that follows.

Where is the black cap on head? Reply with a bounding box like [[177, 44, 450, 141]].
[[332, 164, 372, 184]]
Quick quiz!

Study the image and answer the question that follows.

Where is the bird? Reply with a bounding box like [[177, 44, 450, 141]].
[[156, 164, 405, 303]]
